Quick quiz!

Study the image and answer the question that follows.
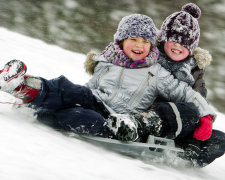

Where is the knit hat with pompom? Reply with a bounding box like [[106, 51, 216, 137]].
[[114, 14, 157, 44], [158, 3, 201, 54]]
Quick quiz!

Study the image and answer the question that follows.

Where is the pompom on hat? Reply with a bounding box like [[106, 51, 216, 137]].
[[114, 14, 157, 44], [158, 3, 201, 54]]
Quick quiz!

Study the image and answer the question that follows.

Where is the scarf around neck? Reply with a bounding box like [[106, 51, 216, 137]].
[[102, 42, 159, 69], [157, 45, 197, 85]]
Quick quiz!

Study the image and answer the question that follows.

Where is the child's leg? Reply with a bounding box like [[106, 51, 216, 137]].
[[0, 60, 111, 137], [156, 102, 200, 139], [27, 75, 110, 136], [30, 75, 97, 111], [36, 107, 111, 137], [56, 107, 110, 136], [106, 102, 200, 142], [0, 60, 97, 111], [176, 129, 225, 167], [25, 76, 112, 137]]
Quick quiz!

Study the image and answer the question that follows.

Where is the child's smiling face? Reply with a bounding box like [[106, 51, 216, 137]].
[[123, 37, 151, 61], [164, 41, 189, 61]]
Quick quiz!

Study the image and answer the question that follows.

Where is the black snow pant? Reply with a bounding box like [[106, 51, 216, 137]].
[[156, 102, 225, 167], [156, 102, 200, 139], [175, 130, 225, 167], [29, 75, 110, 136]]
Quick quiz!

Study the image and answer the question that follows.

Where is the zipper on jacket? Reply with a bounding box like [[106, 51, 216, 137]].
[[107, 68, 124, 105], [128, 75, 150, 107], [98, 67, 109, 85]]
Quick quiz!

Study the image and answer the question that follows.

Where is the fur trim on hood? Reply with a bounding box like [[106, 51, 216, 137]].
[[84, 50, 99, 75], [193, 47, 212, 69], [84, 47, 212, 75]]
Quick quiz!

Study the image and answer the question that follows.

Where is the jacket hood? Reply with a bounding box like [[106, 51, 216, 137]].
[[193, 47, 212, 69], [84, 47, 212, 75], [84, 50, 99, 75]]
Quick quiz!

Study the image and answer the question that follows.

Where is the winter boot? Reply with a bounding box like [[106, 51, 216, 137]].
[[14, 75, 41, 103], [106, 111, 163, 142], [106, 114, 139, 141], [0, 60, 41, 103], [0, 60, 27, 93], [134, 110, 163, 141], [176, 130, 225, 167], [175, 138, 204, 167]]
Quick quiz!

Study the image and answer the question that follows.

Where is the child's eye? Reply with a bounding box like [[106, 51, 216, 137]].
[[130, 38, 136, 41]]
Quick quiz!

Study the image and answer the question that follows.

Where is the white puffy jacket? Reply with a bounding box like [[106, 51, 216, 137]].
[[86, 55, 215, 118]]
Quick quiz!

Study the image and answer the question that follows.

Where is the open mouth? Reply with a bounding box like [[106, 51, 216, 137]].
[[131, 50, 143, 54], [171, 48, 182, 54]]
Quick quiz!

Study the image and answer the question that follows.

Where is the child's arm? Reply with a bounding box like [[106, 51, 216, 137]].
[[191, 47, 212, 98], [153, 64, 215, 118], [192, 67, 207, 98], [154, 64, 214, 141]]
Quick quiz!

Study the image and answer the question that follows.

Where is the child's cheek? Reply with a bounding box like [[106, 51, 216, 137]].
[[182, 48, 189, 58], [123, 44, 133, 55], [143, 45, 151, 56]]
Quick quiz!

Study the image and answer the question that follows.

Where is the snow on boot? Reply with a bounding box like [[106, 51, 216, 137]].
[[134, 110, 163, 139], [106, 114, 139, 141], [0, 60, 27, 93]]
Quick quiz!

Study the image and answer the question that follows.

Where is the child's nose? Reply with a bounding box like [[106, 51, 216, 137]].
[[136, 41, 144, 47], [174, 42, 181, 47]]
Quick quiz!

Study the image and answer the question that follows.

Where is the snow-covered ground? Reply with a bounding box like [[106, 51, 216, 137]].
[[0, 27, 224, 180]]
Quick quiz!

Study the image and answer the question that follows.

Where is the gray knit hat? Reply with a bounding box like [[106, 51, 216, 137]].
[[114, 14, 157, 44], [158, 3, 201, 54]]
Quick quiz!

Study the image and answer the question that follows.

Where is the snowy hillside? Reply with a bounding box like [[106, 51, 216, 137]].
[[0, 28, 225, 180]]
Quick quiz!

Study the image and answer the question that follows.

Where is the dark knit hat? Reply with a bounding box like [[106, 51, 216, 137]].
[[158, 3, 201, 54], [114, 14, 157, 44]]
